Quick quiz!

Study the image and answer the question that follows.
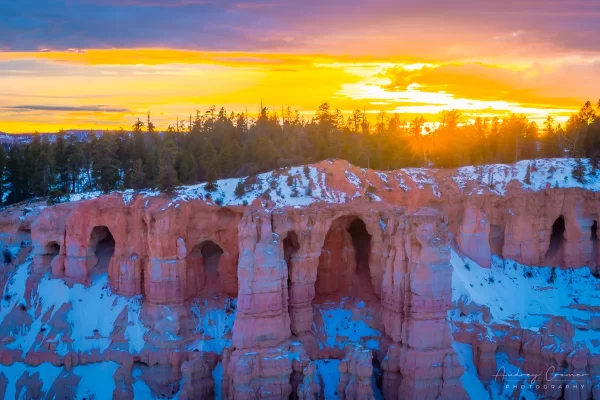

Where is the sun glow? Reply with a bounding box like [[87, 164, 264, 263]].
[[0, 49, 588, 132]]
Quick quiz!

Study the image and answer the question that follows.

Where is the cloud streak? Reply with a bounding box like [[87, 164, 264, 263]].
[[5, 105, 129, 113]]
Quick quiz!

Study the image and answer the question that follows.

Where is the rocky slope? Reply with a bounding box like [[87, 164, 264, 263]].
[[0, 158, 598, 399]]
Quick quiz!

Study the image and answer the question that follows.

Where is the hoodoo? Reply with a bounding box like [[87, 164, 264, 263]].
[[0, 158, 599, 399]]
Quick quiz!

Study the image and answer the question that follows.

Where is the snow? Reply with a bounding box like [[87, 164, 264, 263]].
[[314, 359, 340, 399], [125, 299, 148, 354], [376, 172, 389, 185], [68, 190, 105, 202], [189, 297, 236, 354], [452, 342, 490, 400], [132, 365, 156, 399], [212, 361, 223, 399], [451, 249, 600, 352], [490, 352, 544, 400], [400, 168, 441, 196], [312, 297, 381, 350], [73, 362, 120, 400], [452, 158, 600, 196], [53, 158, 600, 213], [0, 260, 31, 324], [0, 362, 62, 399], [1, 261, 148, 356], [452, 343, 544, 400], [345, 170, 363, 189], [167, 165, 349, 209]]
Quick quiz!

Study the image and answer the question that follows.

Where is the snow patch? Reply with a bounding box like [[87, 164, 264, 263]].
[[314, 359, 340, 399], [312, 297, 381, 350], [189, 297, 236, 354], [451, 249, 600, 352], [1, 262, 148, 357]]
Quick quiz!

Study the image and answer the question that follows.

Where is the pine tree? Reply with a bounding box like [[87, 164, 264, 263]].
[[6, 145, 27, 204], [234, 180, 245, 198], [179, 151, 198, 184], [65, 136, 84, 193], [92, 134, 120, 193], [158, 141, 178, 192], [205, 164, 218, 192], [131, 159, 146, 191], [144, 149, 160, 188]]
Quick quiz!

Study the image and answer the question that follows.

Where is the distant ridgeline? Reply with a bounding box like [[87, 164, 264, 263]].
[[0, 100, 599, 206]]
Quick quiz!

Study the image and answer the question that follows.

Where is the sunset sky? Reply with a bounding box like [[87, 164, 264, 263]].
[[1, 0, 599, 133]]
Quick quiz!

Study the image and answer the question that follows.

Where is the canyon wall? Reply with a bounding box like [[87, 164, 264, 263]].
[[0, 158, 598, 399]]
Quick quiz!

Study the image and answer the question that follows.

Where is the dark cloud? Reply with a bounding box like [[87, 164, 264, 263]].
[[5, 105, 129, 112]]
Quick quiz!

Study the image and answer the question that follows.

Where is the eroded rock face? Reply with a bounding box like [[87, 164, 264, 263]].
[[31, 195, 241, 303], [1, 158, 599, 399]]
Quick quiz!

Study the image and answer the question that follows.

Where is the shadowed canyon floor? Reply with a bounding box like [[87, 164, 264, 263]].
[[0, 158, 599, 399]]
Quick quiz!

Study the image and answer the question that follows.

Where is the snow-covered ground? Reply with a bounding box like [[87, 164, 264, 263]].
[[312, 297, 381, 351], [452, 343, 542, 400], [0, 260, 147, 356], [168, 164, 351, 208], [58, 158, 600, 211], [188, 297, 236, 354], [0, 258, 235, 399], [0, 361, 122, 400], [451, 158, 600, 195], [314, 359, 341, 399], [450, 249, 600, 353]]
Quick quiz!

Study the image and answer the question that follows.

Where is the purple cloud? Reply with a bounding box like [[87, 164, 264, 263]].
[[0, 0, 598, 57]]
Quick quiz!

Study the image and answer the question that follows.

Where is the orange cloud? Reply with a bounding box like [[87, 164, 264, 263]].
[[383, 62, 597, 108], [0, 49, 595, 132]]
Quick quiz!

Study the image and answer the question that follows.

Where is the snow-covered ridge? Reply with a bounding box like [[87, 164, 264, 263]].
[[62, 158, 600, 209], [451, 158, 600, 195]]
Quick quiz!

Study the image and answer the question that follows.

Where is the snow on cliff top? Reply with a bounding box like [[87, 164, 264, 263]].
[[64, 158, 600, 208], [451, 158, 600, 196]]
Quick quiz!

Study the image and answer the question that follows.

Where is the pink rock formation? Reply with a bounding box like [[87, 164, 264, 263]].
[[337, 344, 375, 400], [297, 362, 320, 400], [0, 158, 598, 399], [31, 195, 241, 303]]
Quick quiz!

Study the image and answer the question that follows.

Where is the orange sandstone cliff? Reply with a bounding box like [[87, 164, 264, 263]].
[[0, 158, 598, 399]]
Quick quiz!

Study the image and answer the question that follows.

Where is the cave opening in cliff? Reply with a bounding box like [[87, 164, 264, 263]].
[[315, 216, 375, 299], [545, 216, 565, 262], [188, 240, 224, 295], [312, 216, 381, 354], [489, 224, 505, 256], [89, 226, 115, 276], [45, 241, 60, 257], [348, 219, 371, 283], [284, 231, 300, 280], [41, 241, 60, 268]]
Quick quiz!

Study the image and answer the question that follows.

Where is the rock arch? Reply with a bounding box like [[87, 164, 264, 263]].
[[186, 239, 225, 297], [544, 215, 565, 266], [88, 225, 116, 278], [315, 215, 377, 299], [310, 214, 382, 359], [283, 231, 300, 291], [35, 240, 63, 275], [45, 241, 60, 257]]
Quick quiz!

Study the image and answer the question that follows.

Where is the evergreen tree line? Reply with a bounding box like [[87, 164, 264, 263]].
[[1, 100, 600, 206]]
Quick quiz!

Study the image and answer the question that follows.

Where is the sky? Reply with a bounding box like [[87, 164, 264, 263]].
[[1, 0, 599, 133]]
